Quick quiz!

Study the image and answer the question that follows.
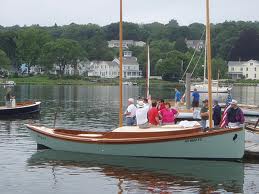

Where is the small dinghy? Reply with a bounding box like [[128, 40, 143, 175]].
[[0, 101, 41, 118]]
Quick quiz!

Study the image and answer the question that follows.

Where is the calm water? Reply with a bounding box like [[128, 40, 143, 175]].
[[0, 85, 259, 194]]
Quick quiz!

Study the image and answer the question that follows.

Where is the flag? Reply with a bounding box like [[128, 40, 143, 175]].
[[220, 92, 232, 128]]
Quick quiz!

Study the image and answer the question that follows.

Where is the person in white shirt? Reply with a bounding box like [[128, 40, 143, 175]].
[[136, 101, 150, 129], [124, 98, 137, 126]]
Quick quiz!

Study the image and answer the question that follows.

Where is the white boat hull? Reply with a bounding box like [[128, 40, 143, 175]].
[[191, 85, 231, 93], [27, 125, 245, 159]]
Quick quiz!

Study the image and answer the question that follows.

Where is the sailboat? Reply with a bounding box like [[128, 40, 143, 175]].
[[25, 0, 244, 159], [190, 28, 232, 93]]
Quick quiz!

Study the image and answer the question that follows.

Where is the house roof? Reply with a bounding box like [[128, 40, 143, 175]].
[[227, 60, 259, 67], [113, 57, 139, 66]]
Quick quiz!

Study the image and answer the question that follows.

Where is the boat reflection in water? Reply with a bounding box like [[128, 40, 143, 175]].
[[27, 150, 244, 193]]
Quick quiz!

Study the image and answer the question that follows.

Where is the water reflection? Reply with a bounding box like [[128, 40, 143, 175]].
[[27, 150, 244, 193]]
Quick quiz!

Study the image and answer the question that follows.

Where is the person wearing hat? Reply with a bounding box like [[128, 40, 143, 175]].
[[200, 99, 209, 129], [124, 98, 137, 126], [226, 99, 244, 127], [136, 100, 150, 129], [213, 99, 221, 128]]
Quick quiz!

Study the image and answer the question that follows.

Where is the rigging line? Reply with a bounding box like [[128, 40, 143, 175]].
[[191, 48, 205, 77], [181, 29, 206, 80]]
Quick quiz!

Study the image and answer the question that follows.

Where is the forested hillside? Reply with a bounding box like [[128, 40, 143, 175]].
[[1, 19, 259, 79]]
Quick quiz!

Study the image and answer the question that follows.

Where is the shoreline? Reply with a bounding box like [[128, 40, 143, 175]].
[[10, 76, 182, 86]]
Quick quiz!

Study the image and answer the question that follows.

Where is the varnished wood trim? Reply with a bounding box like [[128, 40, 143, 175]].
[[27, 125, 243, 144]]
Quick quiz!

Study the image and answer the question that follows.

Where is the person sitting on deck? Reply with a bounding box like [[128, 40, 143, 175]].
[[158, 99, 166, 111], [174, 88, 181, 107], [159, 102, 178, 125], [200, 99, 209, 130], [192, 88, 200, 109], [226, 100, 244, 128], [124, 98, 137, 126], [213, 99, 221, 128], [148, 101, 160, 126], [136, 101, 150, 129]]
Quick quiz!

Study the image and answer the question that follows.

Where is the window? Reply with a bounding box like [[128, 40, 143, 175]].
[[255, 67, 257, 71], [240, 67, 243, 71], [246, 74, 248, 78], [255, 74, 257, 78], [246, 67, 248, 71], [250, 63, 253, 66], [231, 67, 234, 71]]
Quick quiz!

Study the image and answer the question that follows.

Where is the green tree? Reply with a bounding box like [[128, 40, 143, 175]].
[[175, 38, 188, 53], [0, 49, 11, 69], [156, 51, 187, 81], [42, 39, 85, 76], [16, 27, 51, 73]]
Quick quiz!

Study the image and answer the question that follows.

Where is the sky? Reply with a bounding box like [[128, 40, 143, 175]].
[[1, 0, 259, 27]]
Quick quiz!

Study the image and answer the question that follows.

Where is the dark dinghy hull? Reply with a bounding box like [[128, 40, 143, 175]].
[[0, 101, 41, 118]]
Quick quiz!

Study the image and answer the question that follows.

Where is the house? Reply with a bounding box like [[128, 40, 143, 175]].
[[227, 60, 259, 80], [185, 39, 204, 51], [108, 40, 146, 49], [113, 51, 142, 79], [88, 61, 119, 78], [88, 51, 142, 79], [19, 64, 44, 75]]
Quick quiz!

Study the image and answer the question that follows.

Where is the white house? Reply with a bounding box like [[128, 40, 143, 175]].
[[227, 60, 259, 80], [88, 51, 142, 79], [88, 61, 119, 78], [114, 51, 142, 79], [185, 39, 204, 51], [51, 61, 90, 76], [108, 40, 146, 49]]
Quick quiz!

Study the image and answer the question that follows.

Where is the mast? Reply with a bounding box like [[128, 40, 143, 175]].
[[203, 32, 207, 84], [146, 44, 150, 97], [206, 0, 213, 128], [119, 0, 123, 127]]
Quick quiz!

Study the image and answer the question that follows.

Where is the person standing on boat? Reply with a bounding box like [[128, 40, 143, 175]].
[[136, 101, 150, 128], [124, 98, 137, 126], [159, 102, 178, 125], [226, 100, 244, 128], [200, 99, 209, 129], [174, 88, 181, 107], [192, 88, 200, 109], [213, 99, 221, 128], [5, 87, 14, 107], [148, 101, 160, 126]]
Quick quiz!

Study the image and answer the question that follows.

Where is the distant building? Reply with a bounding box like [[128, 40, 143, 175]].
[[88, 51, 142, 79], [19, 64, 44, 75], [227, 60, 259, 80], [88, 61, 119, 78], [185, 39, 204, 51], [108, 40, 146, 49]]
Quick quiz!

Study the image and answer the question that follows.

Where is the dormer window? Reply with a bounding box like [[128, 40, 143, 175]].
[[250, 63, 253, 66]]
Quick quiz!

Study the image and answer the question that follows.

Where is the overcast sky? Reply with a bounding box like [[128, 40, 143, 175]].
[[1, 0, 259, 27]]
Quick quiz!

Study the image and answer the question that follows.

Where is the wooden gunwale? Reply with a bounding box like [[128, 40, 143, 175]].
[[0, 101, 39, 109], [27, 125, 243, 144], [53, 127, 202, 138]]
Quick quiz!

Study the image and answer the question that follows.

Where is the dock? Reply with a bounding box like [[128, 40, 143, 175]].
[[245, 142, 259, 159]]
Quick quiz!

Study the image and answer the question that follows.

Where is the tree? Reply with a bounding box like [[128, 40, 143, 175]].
[[0, 49, 11, 69], [42, 39, 85, 76], [156, 51, 188, 81], [175, 38, 188, 53], [0, 31, 17, 69], [16, 27, 51, 73], [230, 28, 259, 61]]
